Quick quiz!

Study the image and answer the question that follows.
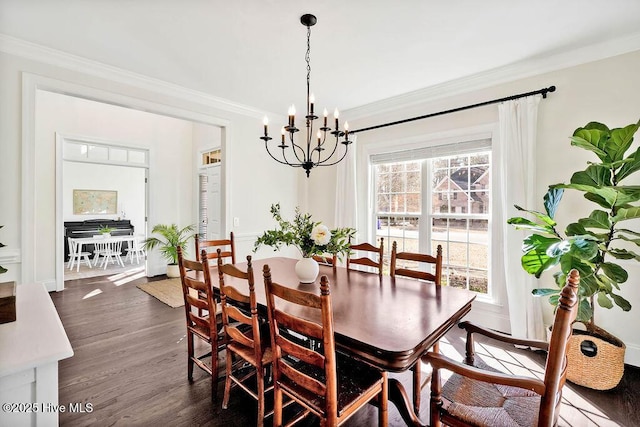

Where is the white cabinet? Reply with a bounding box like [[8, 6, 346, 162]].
[[0, 284, 73, 426]]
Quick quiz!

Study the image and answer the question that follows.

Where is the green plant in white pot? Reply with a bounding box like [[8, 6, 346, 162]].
[[508, 120, 640, 390], [143, 223, 195, 278]]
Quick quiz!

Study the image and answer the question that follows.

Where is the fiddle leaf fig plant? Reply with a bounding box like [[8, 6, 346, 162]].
[[508, 120, 640, 332]]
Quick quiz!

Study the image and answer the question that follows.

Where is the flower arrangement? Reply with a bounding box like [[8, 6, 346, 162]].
[[254, 203, 355, 259]]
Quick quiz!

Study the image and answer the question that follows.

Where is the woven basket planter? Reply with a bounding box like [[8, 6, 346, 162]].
[[565, 328, 625, 390]]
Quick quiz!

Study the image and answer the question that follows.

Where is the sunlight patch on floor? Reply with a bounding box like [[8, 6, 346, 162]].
[[82, 288, 103, 299], [109, 266, 146, 286]]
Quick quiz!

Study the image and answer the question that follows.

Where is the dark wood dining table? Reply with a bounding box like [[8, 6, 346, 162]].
[[214, 256, 476, 426]]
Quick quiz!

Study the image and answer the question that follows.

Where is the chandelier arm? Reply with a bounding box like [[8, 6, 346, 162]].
[[315, 133, 342, 165], [316, 143, 350, 167], [310, 130, 327, 164], [289, 133, 308, 164], [265, 141, 301, 166]]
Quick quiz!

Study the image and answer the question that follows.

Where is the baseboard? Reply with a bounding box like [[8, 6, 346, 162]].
[[625, 342, 640, 368], [464, 305, 511, 335], [42, 280, 57, 292]]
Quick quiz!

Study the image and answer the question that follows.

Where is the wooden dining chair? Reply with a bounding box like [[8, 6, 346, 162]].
[[67, 237, 92, 272], [312, 253, 337, 267], [424, 269, 580, 427], [346, 236, 384, 275], [217, 250, 273, 427], [263, 265, 388, 427], [390, 241, 443, 414], [177, 246, 224, 401], [195, 232, 236, 264]]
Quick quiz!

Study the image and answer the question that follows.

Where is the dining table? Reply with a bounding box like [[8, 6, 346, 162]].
[[211, 256, 476, 426]]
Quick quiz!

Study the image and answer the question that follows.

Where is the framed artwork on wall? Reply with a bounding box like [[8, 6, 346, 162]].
[[73, 189, 118, 215]]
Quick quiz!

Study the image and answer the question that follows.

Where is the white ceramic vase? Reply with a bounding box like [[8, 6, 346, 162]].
[[295, 257, 319, 283]]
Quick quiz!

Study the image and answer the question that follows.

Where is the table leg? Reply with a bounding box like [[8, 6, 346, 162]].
[[388, 378, 427, 427]]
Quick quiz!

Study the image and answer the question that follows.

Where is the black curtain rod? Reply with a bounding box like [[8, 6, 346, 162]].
[[350, 85, 556, 134]]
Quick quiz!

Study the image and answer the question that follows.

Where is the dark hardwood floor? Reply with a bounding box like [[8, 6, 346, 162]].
[[51, 271, 639, 426]]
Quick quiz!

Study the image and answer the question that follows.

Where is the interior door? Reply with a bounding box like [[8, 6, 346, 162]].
[[200, 165, 221, 240]]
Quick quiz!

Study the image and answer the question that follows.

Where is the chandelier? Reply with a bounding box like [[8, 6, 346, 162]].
[[260, 14, 351, 178]]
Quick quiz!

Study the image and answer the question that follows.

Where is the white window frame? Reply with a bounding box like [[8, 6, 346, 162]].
[[360, 124, 505, 307]]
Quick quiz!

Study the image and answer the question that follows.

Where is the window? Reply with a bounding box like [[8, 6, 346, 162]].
[[372, 140, 491, 295]]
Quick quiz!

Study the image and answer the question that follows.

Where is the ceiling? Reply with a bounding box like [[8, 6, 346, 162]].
[[2, 0, 640, 116]]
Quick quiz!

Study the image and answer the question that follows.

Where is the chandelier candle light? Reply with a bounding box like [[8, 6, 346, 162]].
[[260, 14, 351, 178]]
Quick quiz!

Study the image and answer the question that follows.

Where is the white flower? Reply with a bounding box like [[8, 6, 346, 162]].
[[311, 224, 331, 246]]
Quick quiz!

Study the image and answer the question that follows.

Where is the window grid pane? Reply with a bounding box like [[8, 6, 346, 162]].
[[374, 151, 490, 294]]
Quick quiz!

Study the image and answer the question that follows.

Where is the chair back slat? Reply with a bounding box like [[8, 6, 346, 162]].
[[312, 254, 336, 267], [347, 237, 384, 275], [278, 358, 327, 397], [390, 241, 443, 285], [195, 232, 236, 264], [274, 309, 324, 341]]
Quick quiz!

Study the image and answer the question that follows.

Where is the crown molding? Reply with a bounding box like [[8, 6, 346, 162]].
[[346, 32, 640, 120], [0, 33, 266, 119], [3, 31, 640, 122]]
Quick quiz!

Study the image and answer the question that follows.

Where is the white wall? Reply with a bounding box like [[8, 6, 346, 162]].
[[63, 162, 146, 233], [307, 49, 640, 366]]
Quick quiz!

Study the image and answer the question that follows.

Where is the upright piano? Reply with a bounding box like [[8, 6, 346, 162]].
[[64, 219, 134, 261]]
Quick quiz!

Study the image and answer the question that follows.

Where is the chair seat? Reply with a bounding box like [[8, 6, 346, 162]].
[[228, 337, 273, 366], [189, 323, 215, 343], [279, 352, 384, 418], [440, 360, 540, 427]]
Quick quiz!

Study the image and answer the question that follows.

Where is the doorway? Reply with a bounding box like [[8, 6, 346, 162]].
[[62, 156, 148, 281], [26, 84, 228, 292]]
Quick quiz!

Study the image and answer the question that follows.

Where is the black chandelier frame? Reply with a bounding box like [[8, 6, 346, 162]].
[[260, 14, 351, 178]]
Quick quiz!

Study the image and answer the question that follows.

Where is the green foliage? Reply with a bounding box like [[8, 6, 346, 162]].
[[508, 120, 640, 327], [0, 225, 6, 274], [143, 223, 195, 265], [98, 225, 115, 234], [254, 203, 355, 259]]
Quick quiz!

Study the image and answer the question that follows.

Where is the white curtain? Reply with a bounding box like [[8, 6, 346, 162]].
[[498, 96, 546, 341], [335, 135, 358, 229]]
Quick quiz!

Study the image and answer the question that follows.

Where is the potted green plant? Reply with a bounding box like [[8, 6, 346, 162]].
[[98, 225, 115, 236], [143, 223, 195, 278], [508, 120, 640, 390], [254, 203, 355, 283]]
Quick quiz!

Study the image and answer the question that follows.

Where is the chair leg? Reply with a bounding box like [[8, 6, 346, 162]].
[[413, 361, 421, 414], [222, 349, 233, 408], [257, 366, 265, 427], [273, 383, 283, 427], [187, 333, 194, 382], [379, 371, 388, 427], [211, 340, 219, 402]]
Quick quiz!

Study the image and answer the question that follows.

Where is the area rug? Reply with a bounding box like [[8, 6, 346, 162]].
[[137, 278, 184, 308]]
